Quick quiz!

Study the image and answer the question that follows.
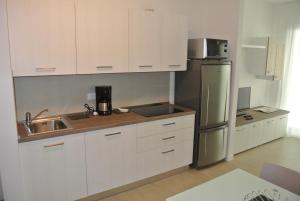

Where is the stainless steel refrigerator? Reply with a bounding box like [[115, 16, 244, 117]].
[[175, 59, 231, 168]]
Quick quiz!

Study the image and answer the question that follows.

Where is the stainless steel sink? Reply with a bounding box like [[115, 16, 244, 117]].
[[66, 112, 90, 120], [24, 117, 72, 135]]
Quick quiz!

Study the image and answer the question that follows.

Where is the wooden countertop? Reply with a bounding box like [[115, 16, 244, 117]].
[[18, 104, 195, 143], [236, 107, 289, 127]]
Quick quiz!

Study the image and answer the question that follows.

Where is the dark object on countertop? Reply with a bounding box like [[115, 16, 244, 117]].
[[244, 115, 253, 120], [84, 103, 94, 114], [66, 112, 90, 120], [96, 86, 112, 116], [131, 103, 183, 117], [113, 109, 122, 114]]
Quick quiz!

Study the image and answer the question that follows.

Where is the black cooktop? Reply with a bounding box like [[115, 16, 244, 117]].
[[131, 103, 183, 117]]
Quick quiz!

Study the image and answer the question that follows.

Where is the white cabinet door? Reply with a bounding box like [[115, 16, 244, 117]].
[[266, 38, 276, 76], [7, 0, 76, 76], [85, 125, 137, 195], [76, 0, 128, 74], [137, 148, 162, 180], [19, 135, 87, 201], [161, 13, 188, 71], [234, 125, 250, 154], [129, 9, 161, 72], [175, 128, 194, 168], [275, 115, 288, 138], [274, 44, 285, 80], [262, 118, 277, 143], [248, 122, 263, 148]]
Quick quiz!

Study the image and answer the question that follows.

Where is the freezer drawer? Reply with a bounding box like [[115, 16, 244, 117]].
[[197, 126, 227, 168]]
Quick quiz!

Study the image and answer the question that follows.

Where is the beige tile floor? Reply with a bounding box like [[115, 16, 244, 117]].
[[101, 137, 300, 201]]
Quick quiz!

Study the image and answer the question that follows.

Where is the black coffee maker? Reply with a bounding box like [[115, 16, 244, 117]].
[[96, 86, 112, 115]]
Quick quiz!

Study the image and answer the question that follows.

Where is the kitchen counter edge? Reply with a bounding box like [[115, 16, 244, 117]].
[[18, 105, 196, 143]]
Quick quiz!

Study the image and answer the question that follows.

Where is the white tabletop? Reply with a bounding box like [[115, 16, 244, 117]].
[[166, 169, 300, 201]]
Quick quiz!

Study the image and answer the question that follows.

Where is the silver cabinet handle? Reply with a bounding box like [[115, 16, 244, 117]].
[[169, 65, 181, 67], [105, 132, 121, 137], [36, 67, 56, 72], [162, 149, 175, 154], [44, 142, 64, 148], [162, 136, 175, 141], [162, 122, 176, 126], [139, 65, 153, 68], [96, 66, 113, 69]]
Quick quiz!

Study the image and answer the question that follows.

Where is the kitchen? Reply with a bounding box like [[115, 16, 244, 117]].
[[1, 0, 299, 201]]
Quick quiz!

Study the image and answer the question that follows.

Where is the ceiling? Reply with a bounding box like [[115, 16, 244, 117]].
[[265, 0, 300, 3]]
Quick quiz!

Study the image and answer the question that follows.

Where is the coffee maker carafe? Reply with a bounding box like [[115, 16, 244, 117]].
[[96, 86, 112, 115]]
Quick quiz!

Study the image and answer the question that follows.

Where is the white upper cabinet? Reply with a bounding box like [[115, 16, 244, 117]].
[[129, 9, 162, 72], [7, 0, 76, 77], [7, 1, 188, 76], [161, 13, 188, 71], [76, 0, 129, 74], [243, 37, 285, 80]]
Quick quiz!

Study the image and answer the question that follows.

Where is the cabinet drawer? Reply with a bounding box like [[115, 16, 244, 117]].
[[137, 132, 177, 153], [137, 127, 194, 153], [137, 115, 195, 138]]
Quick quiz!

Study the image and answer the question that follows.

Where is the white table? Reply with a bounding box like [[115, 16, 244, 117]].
[[167, 169, 300, 201]]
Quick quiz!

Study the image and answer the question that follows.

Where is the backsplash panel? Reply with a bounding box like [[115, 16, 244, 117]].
[[14, 72, 170, 121]]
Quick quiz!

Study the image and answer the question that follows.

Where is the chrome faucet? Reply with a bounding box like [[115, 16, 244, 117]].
[[25, 109, 49, 126]]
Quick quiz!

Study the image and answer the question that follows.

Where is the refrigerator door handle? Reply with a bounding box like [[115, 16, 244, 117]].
[[205, 85, 210, 128], [204, 132, 207, 157], [201, 125, 227, 133], [224, 80, 229, 122], [223, 128, 225, 152]]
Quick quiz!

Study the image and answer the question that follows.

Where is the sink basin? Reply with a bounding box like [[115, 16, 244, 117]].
[[25, 117, 72, 135], [66, 112, 90, 120]]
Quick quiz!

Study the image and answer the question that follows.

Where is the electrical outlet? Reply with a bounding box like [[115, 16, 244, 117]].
[[87, 93, 96, 101]]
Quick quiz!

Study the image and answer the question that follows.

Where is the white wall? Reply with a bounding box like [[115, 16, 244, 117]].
[[238, 0, 282, 108], [0, 174, 3, 200], [272, 2, 300, 41], [14, 73, 170, 120], [271, 2, 300, 111], [0, 0, 25, 200]]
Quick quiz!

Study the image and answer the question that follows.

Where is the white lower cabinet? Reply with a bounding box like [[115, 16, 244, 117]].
[[85, 125, 137, 195], [19, 114, 195, 200], [19, 134, 87, 201], [276, 115, 288, 138], [234, 115, 288, 154], [234, 125, 250, 154], [248, 121, 263, 148]]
